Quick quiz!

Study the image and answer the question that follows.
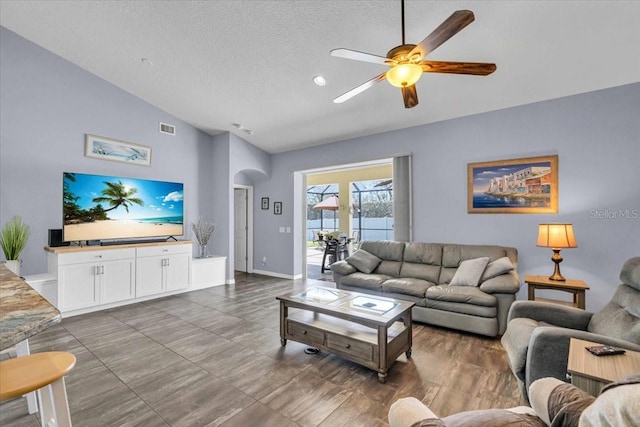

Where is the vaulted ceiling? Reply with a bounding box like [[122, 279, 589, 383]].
[[1, 1, 638, 153]]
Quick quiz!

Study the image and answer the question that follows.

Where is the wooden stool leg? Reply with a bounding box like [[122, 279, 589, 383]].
[[38, 378, 71, 427], [16, 339, 38, 415]]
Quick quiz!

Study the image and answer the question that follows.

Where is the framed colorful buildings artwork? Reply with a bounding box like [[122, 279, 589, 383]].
[[467, 155, 558, 214]]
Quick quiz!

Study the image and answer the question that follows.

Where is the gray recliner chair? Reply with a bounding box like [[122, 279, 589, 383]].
[[501, 257, 640, 402]]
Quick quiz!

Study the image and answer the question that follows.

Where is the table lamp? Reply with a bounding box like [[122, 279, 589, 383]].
[[537, 223, 577, 281]]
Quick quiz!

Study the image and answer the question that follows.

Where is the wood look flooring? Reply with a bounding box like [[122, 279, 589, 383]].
[[1, 274, 525, 426]]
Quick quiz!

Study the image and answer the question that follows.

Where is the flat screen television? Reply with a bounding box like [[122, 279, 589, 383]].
[[63, 172, 184, 243]]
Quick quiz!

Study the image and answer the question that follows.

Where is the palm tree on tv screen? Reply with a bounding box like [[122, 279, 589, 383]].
[[92, 181, 144, 215]]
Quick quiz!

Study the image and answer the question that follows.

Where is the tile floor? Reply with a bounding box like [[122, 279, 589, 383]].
[[0, 274, 524, 426]]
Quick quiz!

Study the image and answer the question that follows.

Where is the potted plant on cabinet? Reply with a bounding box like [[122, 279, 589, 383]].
[[1, 215, 30, 276]]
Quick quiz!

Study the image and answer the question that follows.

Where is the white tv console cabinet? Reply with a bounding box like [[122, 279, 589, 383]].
[[44, 241, 226, 317]]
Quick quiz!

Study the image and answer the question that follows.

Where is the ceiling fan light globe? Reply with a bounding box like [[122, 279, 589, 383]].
[[386, 63, 422, 88]]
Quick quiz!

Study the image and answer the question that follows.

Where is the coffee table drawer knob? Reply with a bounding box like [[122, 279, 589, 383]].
[[303, 330, 307, 335], [345, 344, 351, 349]]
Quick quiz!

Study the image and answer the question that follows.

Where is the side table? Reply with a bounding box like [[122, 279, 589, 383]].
[[525, 275, 589, 309], [567, 338, 640, 396]]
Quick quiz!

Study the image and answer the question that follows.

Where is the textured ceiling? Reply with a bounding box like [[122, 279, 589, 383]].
[[1, 1, 639, 154]]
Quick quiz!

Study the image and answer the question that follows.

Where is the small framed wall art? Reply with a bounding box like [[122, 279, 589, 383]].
[[274, 202, 282, 215], [467, 155, 558, 214], [261, 197, 269, 210], [85, 134, 151, 166]]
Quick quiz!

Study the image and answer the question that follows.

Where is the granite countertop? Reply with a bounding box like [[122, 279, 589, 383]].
[[0, 264, 61, 350]]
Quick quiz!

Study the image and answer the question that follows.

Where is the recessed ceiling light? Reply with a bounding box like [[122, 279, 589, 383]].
[[313, 75, 327, 86]]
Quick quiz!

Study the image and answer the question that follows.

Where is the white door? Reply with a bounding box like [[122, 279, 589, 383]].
[[234, 188, 248, 272]]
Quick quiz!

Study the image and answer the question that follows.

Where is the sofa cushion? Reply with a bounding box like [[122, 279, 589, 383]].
[[587, 284, 640, 345], [427, 285, 497, 307], [450, 257, 490, 286], [425, 299, 498, 318], [340, 272, 391, 292], [330, 260, 357, 276], [481, 257, 515, 282], [375, 260, 403, 278], [400, 243, 442, 283], [440, 245, 510, 284], [382, 278, 435, 298], [360, 240, 405, 261], [346, 249, 382, 274]]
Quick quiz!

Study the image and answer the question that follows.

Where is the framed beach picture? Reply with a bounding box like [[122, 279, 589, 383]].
[[261, 197, 269, 210], [468, 155, 558, 214], [85, 134, 152, 166]]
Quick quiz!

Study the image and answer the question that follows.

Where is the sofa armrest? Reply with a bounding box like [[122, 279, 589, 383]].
[[525, 327, 640, 392], [507, 301, 593, 330], [388, 397, 442, 427], [479, 271, 520, 294], [330, 260, 357, 275]]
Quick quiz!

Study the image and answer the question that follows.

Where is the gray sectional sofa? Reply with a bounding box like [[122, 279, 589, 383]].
[[330, 241, 520, 337]]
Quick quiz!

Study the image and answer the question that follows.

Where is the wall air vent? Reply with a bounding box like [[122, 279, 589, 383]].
[[159, 122, 176, 135]]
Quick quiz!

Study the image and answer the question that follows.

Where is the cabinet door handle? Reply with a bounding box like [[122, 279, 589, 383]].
[[96, 255, 103, 258], [100, 265, 105, 275]]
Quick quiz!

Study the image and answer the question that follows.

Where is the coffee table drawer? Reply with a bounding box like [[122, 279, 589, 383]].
[[286, 320, 324, 344], [326, 333, 374, 362]]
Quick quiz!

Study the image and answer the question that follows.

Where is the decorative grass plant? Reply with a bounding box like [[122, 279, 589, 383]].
[[1, 216, 30, 260], [192, 216, 215, 258]]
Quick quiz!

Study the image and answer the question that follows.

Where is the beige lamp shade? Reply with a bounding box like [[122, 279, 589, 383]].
[[537, 223, 578, 249], [537, 223, 577, 281]]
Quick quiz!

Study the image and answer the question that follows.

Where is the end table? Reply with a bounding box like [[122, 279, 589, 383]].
[[567, 338, 640, 396], [525, 275, 589, 309]]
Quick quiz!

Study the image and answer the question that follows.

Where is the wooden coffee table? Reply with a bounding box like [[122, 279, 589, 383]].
[[277, 287, 414, 383]]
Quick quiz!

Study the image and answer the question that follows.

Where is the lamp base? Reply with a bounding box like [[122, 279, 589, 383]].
[[549, 249, 566, 281]]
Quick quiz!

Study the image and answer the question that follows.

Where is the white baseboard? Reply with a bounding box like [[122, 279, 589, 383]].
[[252, 269, 299, 280]]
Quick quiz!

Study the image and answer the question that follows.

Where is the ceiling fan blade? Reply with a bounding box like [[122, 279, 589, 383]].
[[333, 72, 387, 104], [401, 85, 419, 109], [331, 48, 390, 65], [409, 10, 475, 60], [421, 61, 496, 75]]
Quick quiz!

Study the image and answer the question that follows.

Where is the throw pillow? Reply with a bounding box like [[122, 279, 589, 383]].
[[346, 249, 382, 274], [450, 257, 490, 287], [480, 256, 515, 282]]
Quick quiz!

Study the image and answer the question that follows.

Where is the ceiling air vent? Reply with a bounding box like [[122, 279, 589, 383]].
[[159, 122, 176, 135]]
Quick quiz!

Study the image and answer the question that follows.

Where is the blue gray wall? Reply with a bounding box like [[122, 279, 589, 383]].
[[256, 83, 640, 312], [2, 25, 638, 313], [0, 27, 216, 274]]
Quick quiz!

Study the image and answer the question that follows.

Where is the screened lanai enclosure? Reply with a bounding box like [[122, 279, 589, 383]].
[[306, 179, 394, 243]]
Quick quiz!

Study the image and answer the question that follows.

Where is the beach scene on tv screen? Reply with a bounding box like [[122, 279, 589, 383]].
[[63, 172, 184, 241]]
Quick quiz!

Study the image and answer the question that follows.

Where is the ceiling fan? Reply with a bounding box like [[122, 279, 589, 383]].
[[331, 0, 496, 108]]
